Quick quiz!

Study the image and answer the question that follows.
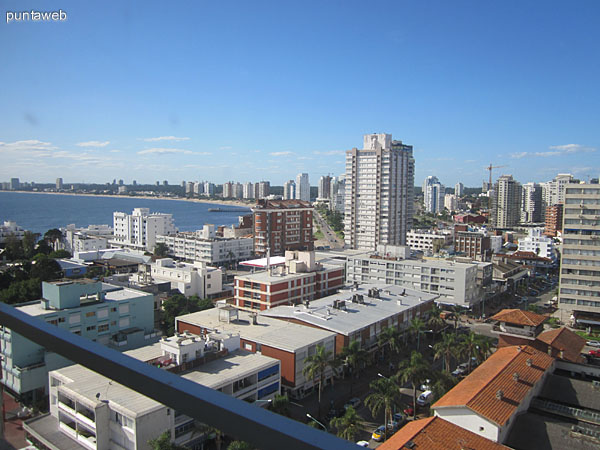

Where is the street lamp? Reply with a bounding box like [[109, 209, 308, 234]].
[[306, 413, 327, 431]]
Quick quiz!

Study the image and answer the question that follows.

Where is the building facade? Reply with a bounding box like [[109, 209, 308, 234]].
[[344, 133, 414, 250], [423, 176, 445, 214], [149, 258, 223, 298], [544, 204, 563, 237], [252, 199, 313, 257], [558, 183, 600, 325], [295, 173, 310, 202], [0, 280, 157, 402], [521, 182, 543, 223], [491, 175, 522, 229], [111, 208, 176, 252], [406, 230, 453, 253]]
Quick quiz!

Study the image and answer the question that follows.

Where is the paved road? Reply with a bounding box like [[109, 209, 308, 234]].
[[314, 210, 344, 249]]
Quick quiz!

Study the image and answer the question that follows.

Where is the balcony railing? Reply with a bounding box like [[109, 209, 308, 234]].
[[0, 302, 355, 450]]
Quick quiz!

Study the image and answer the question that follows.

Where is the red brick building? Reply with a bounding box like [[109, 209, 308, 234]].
[[454, 225, 492, 261], [544, 204, 563, 237], [234, 251, 344, 311], [252, 199, 314, 257]]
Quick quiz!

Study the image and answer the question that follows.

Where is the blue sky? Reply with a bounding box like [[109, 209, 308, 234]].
[[1, 1, 599, 187]]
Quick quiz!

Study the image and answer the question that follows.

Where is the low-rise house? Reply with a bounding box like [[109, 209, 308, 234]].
[[149, 258, 223, 299]]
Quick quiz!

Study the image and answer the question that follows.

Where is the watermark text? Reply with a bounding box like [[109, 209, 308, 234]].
[[6, 10, 67, 24]]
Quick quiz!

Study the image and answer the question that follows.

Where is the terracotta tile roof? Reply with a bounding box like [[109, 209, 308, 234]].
[[491, 309, 547, 327], [379, 416, 511, 450], [536, 327, 586, 363], [432, 345, 554, 426]]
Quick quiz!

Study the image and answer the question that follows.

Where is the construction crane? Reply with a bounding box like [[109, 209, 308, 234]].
[[485, 163, 508, 187]]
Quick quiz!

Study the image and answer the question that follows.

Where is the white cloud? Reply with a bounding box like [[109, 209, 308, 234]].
[[219, 146, 232, 150], [138, 148, 193, 155], [140, 136, 190, 142], [510, 152, 528, 159], [109, 149, 121, 153], [313, 150, 345, 156], [76, 140, 110, 147], [548, 144, 582, 152], [0, 140, 57, 152], [270, 151, 294, 156]]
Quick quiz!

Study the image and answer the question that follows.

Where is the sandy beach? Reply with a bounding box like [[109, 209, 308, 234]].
[[7, 190, 254, 209]]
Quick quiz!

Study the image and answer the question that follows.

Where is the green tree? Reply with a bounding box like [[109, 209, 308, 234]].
[[4, 233, 24, 260], [148, 431, 186, 450], [341, 340, 368, 395], [161, 294, 214, 335], [408, 317, 426, 350], [430, 371, 458, 402], [269, 394, 291, 417], [459, 331, 486, 374], [302, 344, 336, 418], [0, 278, 42, 304], [329, 406, 364, 442], [227, 441, 253, 450], [49, 249, 72, 259], [22, 231, 40, 259], [378, 326, 402, 359], [427, 304, 446, 334], [365, 376, 401, 442], [154, 242, 169, 257], [30, 256, 62, 282], [433, 332, 457, 373], [397, 351, 430, 419]]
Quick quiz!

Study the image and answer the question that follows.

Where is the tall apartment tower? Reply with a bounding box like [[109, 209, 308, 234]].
[[544, 204, 563, 237], [491, 175, 522, 229], [283, 180, 296, 200], [344, 133, 414, 250], [56, 178, 63, 190], [243, 182, 254, 199], [542, 173, 574, 207], [318, 175, 332, 200], [296, 173, 310, 202], [558, 183, 600, 324], [111, 208, 176, 251], [423, 176, 445, 214], [455, 182, 464, 197], [521, 182, 543, 223]]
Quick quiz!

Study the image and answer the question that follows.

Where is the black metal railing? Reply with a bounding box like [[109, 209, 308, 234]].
[[0, 303, 357, 449]]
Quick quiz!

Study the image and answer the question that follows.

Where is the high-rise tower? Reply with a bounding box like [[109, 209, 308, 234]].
[[344, 133, 414, 250]]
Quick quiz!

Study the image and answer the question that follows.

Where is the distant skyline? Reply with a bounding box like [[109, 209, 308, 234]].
[[1, 1, 599, 186]]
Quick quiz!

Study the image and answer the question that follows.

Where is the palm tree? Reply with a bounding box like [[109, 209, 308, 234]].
[[365, 376, 401, 442], [427, 304, 446, 335], [408, 317, 426, 350], [341, 340, 368, 395], [451, 305, 463, 332], [302, 344, 336, 418], [377, 326, 402, 360], [459, 331, 485, 374], [329, 406, 364, 442], [430, 370, 458, 402], [397, 351, 430, 419], [433, 332, 457, 373]]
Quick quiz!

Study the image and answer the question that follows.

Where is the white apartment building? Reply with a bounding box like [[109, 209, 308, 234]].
[[444, 194, 458, 212], [0, 220, 27, 244], [295, 173, 310, 202], [330, 175, 345, 213], [406, 229, 453, 253], [318, 175, 332, 200], [455, 182, 464, 197], [491, 175, 522, 229], [150, 258, 222, 298], [203, 182, 215, 197], [344, 133, 414, 250], [111, 208, 176, 252], [542, 173, 573, 208], [517, 228, 554, 259], [243, 182, 254, 199], [156, 225, 253, 266], [283, 180, 296, 200], [558, 183, 600, 325], [345, 245, 482, 308], [521, 182, 543, 223], [27, 334, 280, 450], [423, 176, 445, 214], [63, 224, 113, 254]]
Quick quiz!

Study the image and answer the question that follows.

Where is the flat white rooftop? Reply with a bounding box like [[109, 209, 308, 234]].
[[239, 256, 286, 268], [177, 308, 335, 352], [51, 348, 277, 417], [262, 284, 438, 336]]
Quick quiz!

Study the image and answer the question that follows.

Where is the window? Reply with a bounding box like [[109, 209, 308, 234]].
[[98, 324, 109, 333], [85, 312, 95, 318], [86, 325, 96, 331]]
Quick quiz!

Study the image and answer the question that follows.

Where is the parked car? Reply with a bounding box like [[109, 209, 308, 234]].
[[419, 379, 431, 392], [356, 441, 369, 447], [416, 390, 433, 406], [403, 404, 414, 416], [589, 349, 600, 357], [372, 425, 387, 442], [452, 363, 469, 377], [586, 340, 600, 348], [344, 397, 361, 410], [387, 420, 400, 432], [393, 413, 407, 426]]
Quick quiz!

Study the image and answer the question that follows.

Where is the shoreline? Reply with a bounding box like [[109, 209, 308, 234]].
[[2, 190, 254, 210]]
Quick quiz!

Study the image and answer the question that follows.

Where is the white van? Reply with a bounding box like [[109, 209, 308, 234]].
[[417, 390, 433, 406]]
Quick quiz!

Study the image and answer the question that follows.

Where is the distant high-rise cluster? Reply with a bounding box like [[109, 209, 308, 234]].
[[295, 173, 310, 201], [344, 133, 414, 250], [423, 176, 445, 214]]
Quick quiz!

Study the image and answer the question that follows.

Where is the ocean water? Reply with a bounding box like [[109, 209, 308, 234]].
[[0, 192, 251, 235]]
